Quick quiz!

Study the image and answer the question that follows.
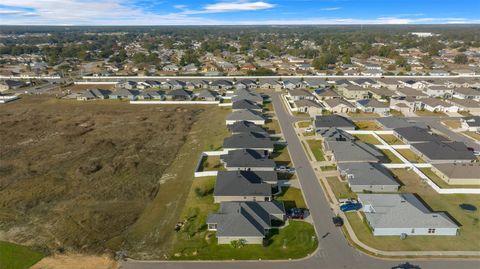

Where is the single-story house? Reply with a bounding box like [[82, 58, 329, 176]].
[[410, 141, 476, 164], [228, 120, 267, 135], [220, 149, 276, 171], [211, 79, 234, 90], [303, 78, 328, 88], [207, 201, 285, 244], [448, 99, 480, 115], [226, 109, 265, 125], [165, 89, 193, 100], [232, 89, 264, 105], [351, 78, 380, 88], [223, 132, 274, 153], [314, 115, 356, 132], [232, 99, 263, 112], [356, 99, 390, 114], [376, 117, 427, 130], [197, 89, 219, 101], [452, 87, 480, 101], [0, 80, 25, 91], [213, 171, 277, 203], [109, 89, 139, 100], [389, 96, 423, 113], [293, 99, 324, 115], [117, 80, 137, 90], [393, 126, 448, 144], [314, 87, 341, 100], [322, 98, 356, 113], [286, 88, 315, 101], [318, 128, 355, 142], [395, 88, 428, 99], [337, 85, 370, 100], [421, 98, 459, 113], [77, 89, 111, 101], [258, 78, 282, 90], [368, 87, 395, 100], [162, 80, 187, 90], [460, 116, 480, 132], [431, 163, 480, 185], [324, 140, 384, 163], [399, 80, 426, 90], [337, 162, 400, 192], [358, 193, 458, 236], [236, 79, 257, 89], [424, 86, 454, 98]]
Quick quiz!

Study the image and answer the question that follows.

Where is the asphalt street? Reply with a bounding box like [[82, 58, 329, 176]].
[[121, 93, 480, 269]]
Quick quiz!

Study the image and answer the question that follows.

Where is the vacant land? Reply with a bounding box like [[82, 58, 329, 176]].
[[170, 178, 317, 260], [353, 120, 382, 130], [0, 241, 44, 269], [353, 168, 480, 251], [378, 134, 404, 145], [353, 134, 381, 145], [272, 144, 292, 166], [31, 254, 118, 269], [305, 139, 325, 161], [63, 83, 115, 93], [0, 96, 230, 260]]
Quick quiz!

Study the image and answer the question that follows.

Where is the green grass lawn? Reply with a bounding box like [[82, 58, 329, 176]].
[[272, 144, 292, 166], [396, 149, 425, 163], [275, 187, 307, 210], [0, 241, 44, 269], [378, 134, 404, 145], [263, 101, 273, 112], [326, 176, 357, 200], [303, 131, 315, 137], [320, 165, 337, 171], [171, 178, 317, 260], [360, 168, 480, 251], [305, 139, 325, 161], [198, 156, 225, 172], [354, 134, 382, 145], [347, 112, 380, 118], [389, 109, 404, 117], [353, 120, 383, 130], [420, 168, 480, 189], [297, 121, 312, 128], [379, 149, 403, 163], [414, 110, 447, 117]]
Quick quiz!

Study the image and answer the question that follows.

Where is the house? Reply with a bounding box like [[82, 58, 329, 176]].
[[376, 117, 427, 130], [351, 78, 380, 88], [162, 64, 179, 72], [318, 128, 355, 142], [232, 99, 262, 112], [228, 121, 267, 135], [117, 81, 137, 90], [314, 87, 341, 100], [213, 171, 277, 203], [211, 79, 234, 90], [399, 80, 426, 90], [424, 86, 454, 98], [226, 109, 265, 125], [429, 70, 450, 76], [187, 79, 210, 89], [77, 89, 111, 101], [448, 99, 480, 115], [147, 90, 165, 100], [337, 85, 370, 100], [236, 79, 257, 89], [460, 116, 480, 132], [282, 79, 302, 89], [220, 149, 275, 171], [162, 80, 187, 90], [361, 69, 383, 77], [207, 201, 285, 244], [393, 126, 448, 144], [452, 87, 480, 101], [368, 87, 395, 100], [286, 88, 315, 101], [377, 78, 400, 90], [314, 115, 356, 132], [258, 78, 281, 90], [223, 133, 274, 153], [358, 193, 458, 236], [232, 89, 263, 105], [293, 99, 324, 115], [303, 78, 328, 88], [324, 140, 384, 163], [431, 163, 480, 186], [165, 89, 193, 100], [356, 99, 390, 114], [322, 98, 356, 114], [421, 98, 459, 113], [109, 89, 139, 100], [410, 141, 476, 164], [390, 96, 423, 113], [337, 163, 400, 192], [182, 63, 198, 73], [0, 80, 25, 91], [197, 90, 218, 101], [395, 88, 428, 99]]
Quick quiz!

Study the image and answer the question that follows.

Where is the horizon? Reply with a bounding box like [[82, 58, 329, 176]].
[[1, 0, 479, 25]]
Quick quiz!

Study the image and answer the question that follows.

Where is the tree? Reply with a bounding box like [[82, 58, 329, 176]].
[[247, 67, 275, 76], [132, 53, 146, 64], [454, 54, 468, 64], [395, 56, 407, 68], [313, 53, 336, 70]]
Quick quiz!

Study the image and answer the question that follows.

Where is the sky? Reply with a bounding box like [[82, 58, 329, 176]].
[[0, 0, 479, 25]]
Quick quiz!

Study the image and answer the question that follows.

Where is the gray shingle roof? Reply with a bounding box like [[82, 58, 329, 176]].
[[358, 193, 458, 229], [214, 171, 273, 197], [411, 141, 476, 161], [228, 121, 267, 134], [325, 141, 384, 162], [318, 128, 355, 142], [221, 149, 275, 169], [226, 109, 264, 122], [376, 117, 428, 130], [232, 99, 262, 110], [337, 163, 400, 189], [394, 126, 448, 143], [314, 115, 356, 130]]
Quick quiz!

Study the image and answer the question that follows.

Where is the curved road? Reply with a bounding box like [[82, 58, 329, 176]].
[[121, 92, 480, 269]]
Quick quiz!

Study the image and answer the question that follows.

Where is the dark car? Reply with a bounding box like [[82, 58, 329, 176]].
[[340, 202, 362, 212], [332, 216, 344, 227], [287, 208, 306, 219]]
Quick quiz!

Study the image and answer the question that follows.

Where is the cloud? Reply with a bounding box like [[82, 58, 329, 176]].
[[181, 1, 275, 14], [320, 7, 341, 11]]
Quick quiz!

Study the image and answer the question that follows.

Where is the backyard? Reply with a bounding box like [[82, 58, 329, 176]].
[[354, 134, 382, 145], [378, 134, 404, 145], [414, 110, 447, 117], [420, 168, 480, 189], [380, 149, 403, 163], [170, 178, 317, 260], [198, 156, 225, 172], [396, 149, 425, 163], [353, 120, 383, 130], [305, 139, 326, 161]]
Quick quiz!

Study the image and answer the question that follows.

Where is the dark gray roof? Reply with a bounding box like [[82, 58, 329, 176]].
[[337, 163, 400, 189], [223, 133, 274, 151], [207, 201, 285, 237], [167, 88, 192, 97], [226, 109, 264, 122], [314, 115, 356, 130], [462, 116, 480, 127], [376, 117, 428, 130], [411, 141, 476, 161], [111, 88, 139, 97], [325, 141, 384, 162], [214, 171, 273, 197], [211, 79, 234, 87], [232, 89, 264, 104], [228, 121, 267, 134], [221, 149, 275, 169], [356, 99, 389, 108], [318, 128, 355, 142], [287, 88, 313, 97], [197, 89, 218, 99], [232, 99, 262, 110], [394, 126, 448, 143]]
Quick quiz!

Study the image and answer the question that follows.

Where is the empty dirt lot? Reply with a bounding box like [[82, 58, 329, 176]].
[[0, 96, 227, 258]]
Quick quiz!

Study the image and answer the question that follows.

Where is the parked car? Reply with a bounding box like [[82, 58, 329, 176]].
[[276, 166, 295, 173], [287, 208, 306, 219], [340, 202, 362, 212], [332, 216, 344, 227], [305, 127, 313, 132], [339, 198, 358, 206]]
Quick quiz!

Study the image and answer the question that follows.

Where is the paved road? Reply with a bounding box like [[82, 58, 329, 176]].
[[121, 93, 480, 269]]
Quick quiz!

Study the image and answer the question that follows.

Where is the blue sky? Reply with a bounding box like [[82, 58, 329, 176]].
[[0, 0, 479, 25]]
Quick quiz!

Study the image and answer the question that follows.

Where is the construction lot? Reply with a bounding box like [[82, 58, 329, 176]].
[[0, 95, 230, 260]]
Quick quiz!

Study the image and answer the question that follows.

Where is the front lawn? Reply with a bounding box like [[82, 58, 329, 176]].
[[396, 149, 425, 163], [347, 112, 380, 118], [171, 177, 317, 260], [378, 134, 404, 145], [265, 119, 281, 134], [320, 165, 337, 171], [275, 187, 307, 210], [272, 144, 292, 166], [297, 120, 312, 128], [305, 139, 325, 161], [326, 176, 356, 200], [379, 149, 403, 163], [462, 131, 480, 141], [0, 241, 44, 269], [354, 134, 382, 145], [353, 120, 383, 130], [414, 110, 447, 117], [442, 120, 462, 129]]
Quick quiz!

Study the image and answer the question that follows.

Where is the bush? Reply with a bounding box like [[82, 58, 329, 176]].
[[230, 239, 247, 248]]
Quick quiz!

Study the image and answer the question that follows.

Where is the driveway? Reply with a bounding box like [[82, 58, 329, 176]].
[[121, 93, 480, 269]]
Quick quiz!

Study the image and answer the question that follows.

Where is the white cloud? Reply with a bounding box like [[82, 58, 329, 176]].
[[204, 1, 274, 12], [320, 7, 341, 11]]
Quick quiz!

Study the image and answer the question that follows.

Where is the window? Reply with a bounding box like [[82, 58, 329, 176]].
[[428, 228, 436, 234]]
